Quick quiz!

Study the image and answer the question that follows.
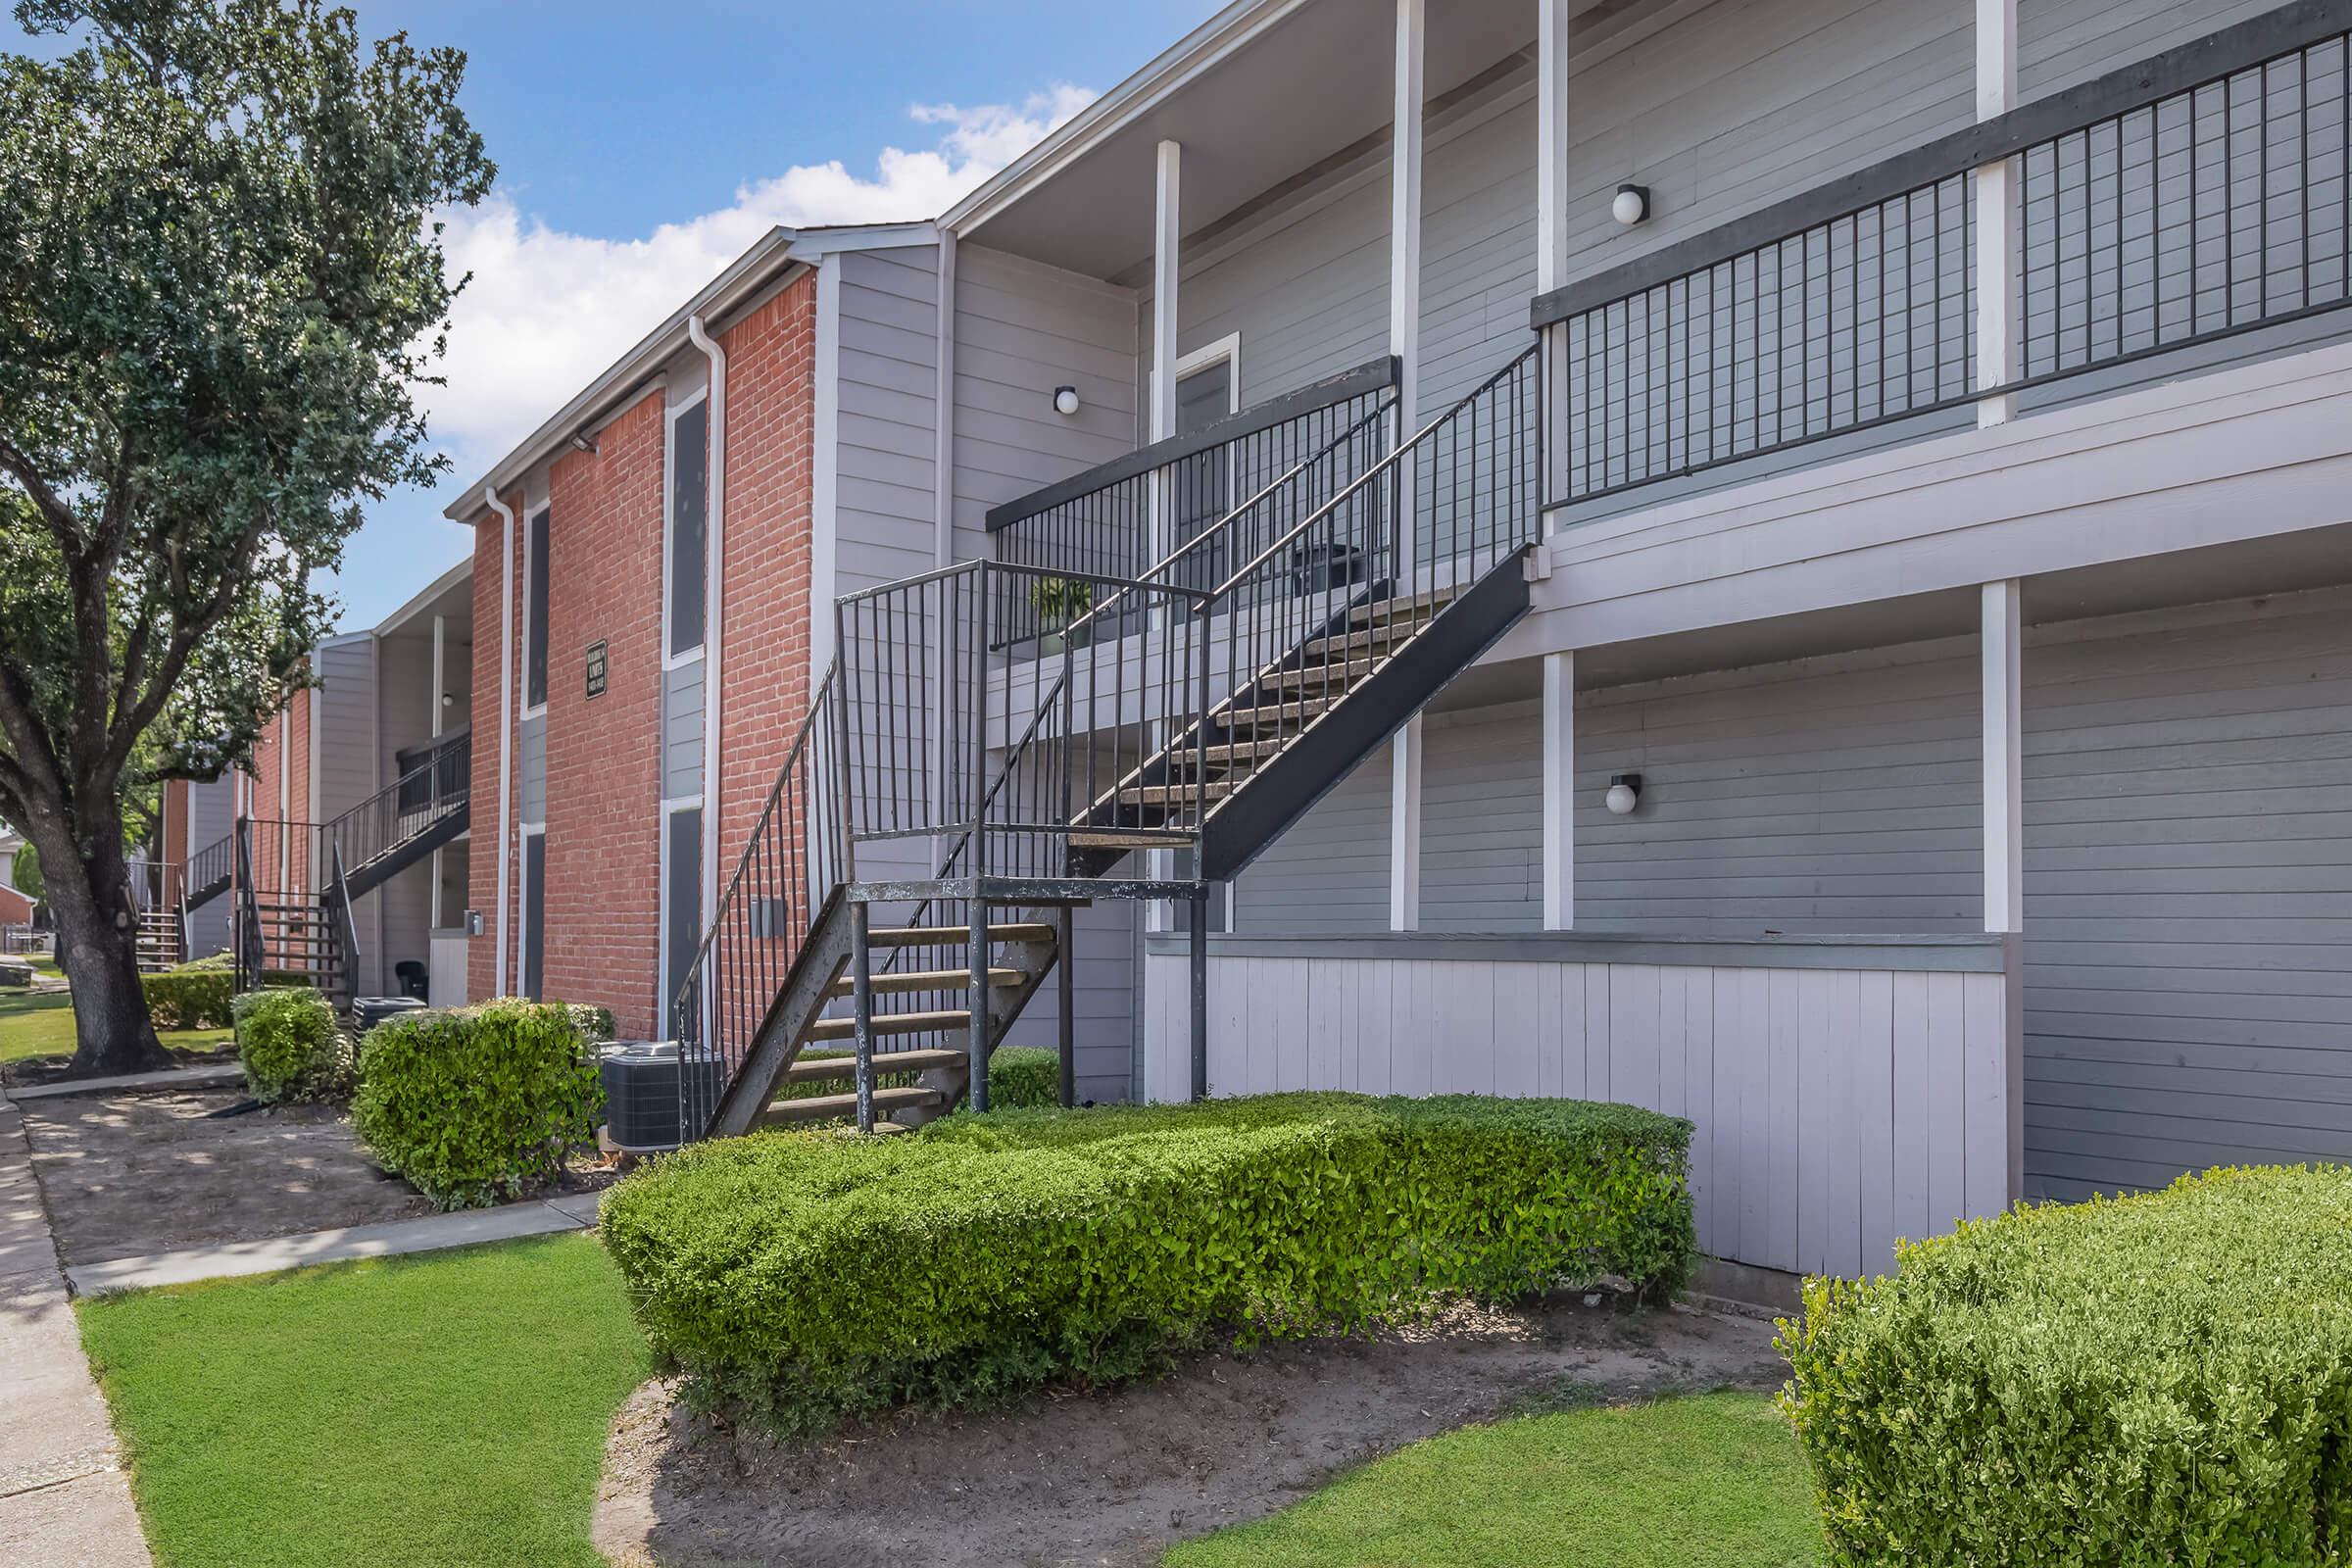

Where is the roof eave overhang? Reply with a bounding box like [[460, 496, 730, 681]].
[[441, 225, 809, 523], [938, 0, 1313, 239]]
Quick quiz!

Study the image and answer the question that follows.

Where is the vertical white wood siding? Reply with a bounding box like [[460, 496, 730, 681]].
[[1141, 935, 2018, 1280]]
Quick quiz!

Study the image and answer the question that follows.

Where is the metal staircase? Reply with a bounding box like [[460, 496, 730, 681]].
[[187, 733, 470, 1004], [674, 343, 1542, 1141]]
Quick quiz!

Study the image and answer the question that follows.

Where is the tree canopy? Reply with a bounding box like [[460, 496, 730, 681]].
[[0, 0, 493, 1071]]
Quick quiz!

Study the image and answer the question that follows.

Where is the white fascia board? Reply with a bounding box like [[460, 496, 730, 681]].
[[940, 0, 1315, 238], [441, 226, 804, 521], [789, 221, 938, 257]]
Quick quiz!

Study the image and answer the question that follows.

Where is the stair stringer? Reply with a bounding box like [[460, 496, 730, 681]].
[[707, 892, 1066, 1138], [1198, 546, 1536, 884], [344, 802, 470, 902]]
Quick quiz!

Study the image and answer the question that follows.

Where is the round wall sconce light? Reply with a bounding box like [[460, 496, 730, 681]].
[[1052, 385, 1082, 416], [1605, 772, 1643, 815], [1612, 183, 1651, 226]]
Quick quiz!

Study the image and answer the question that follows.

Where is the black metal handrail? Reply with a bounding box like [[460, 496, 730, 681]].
[[231, 819, 262, 991], [324, 842, 361, 1012], [319, 731, 470, 890], [1533, 6, 2352, 510], [1066, 392, 1398, 645], [672, 664, 849, 1134], [989, 360, 1398, 646]]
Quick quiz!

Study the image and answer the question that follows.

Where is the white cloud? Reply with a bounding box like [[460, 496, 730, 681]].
[[421, 85, 1094, 481]]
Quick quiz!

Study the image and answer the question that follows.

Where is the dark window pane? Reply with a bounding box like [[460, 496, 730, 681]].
[[522, 831, 546, 1001], [668, 402, 709, 657], [526, 507, 551, 710], [663, 808, 703, 1029]]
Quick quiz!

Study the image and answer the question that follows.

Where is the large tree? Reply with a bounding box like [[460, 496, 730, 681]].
[[0, 0, 492, 1073]]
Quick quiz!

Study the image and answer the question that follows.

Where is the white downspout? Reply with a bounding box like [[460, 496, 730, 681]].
[[686, 315, 725, 937], [484, 485, 515, 996]]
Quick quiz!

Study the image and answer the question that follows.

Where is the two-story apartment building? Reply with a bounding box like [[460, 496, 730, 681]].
[[450, 0, 2352, 1290]]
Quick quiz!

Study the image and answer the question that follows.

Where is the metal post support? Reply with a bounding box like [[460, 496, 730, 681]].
[[1056, 905, 1076, 1109], [851, 899, 875, 1132], [968, 569, 992, 1113], [1189, 887, 1209, 1102]]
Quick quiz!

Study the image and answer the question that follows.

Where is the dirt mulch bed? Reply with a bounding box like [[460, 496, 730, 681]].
[[20, 1087, 617, 1269], [593, 1296, 1788, 1568]]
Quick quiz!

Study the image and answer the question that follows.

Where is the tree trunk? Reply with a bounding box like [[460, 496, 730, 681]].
[[42, 826, 172, 1077]]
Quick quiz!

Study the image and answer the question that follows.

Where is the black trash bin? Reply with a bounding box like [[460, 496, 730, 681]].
[[354, 996, 429, 1034], [1288, 539, 1365, 595]]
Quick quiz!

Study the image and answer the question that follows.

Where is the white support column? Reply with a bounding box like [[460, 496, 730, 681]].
[[1149, 138, 1182, 932], [1535, 0, 1572, 297], [1387, 0, 1425, 933], [1974, 0, 2020, 427], [1541, 651, 1575, 929], [1982, 579, 2023, 934], [1151, 140, 1182, 448], [1536, 2, 1575, 931]]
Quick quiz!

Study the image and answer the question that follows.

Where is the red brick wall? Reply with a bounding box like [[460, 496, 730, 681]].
[[466, 487, 523, 1002], [716, 273, 819, 887], [540, 392, 667, 1034], [245, 685, 313, 964], [458, 266, 820, 1028]]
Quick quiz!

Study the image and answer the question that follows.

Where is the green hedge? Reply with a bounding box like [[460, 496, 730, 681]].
[[352, 1000, 604, 1210], [985, 1046, 1057, 1108], [1779, 1164, 2352, 1565], [232, 988, 345, 1103], [602, 1092, 1694, 1432], [141, 964, 235, 1030]]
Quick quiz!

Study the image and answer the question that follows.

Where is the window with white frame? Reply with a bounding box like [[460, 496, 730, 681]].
[[524, 506, 551, 711], [659, 800, 703, 1031], [518, 825, 546, 1001], [665, 396, 709, 662]]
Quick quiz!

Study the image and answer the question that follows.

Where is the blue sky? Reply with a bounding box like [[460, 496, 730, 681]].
[[18, 2, 1220, 628]]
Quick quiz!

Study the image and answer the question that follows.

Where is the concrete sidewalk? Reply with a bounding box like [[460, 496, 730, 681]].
[[0, 1096, 153, 1568], [6, 1063, 244, 1102], [67, 1188, 611, 1298]]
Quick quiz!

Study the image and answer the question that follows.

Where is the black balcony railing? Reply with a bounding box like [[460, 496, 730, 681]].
[[986, 358, 1398, 648], [1533, 5, 2352, 508]]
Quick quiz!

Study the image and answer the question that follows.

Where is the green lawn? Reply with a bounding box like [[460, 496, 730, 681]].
[[0, 987, 231, 1067], [78, 1235, 651, 1568], [1164, 1391, 1824, 1568]]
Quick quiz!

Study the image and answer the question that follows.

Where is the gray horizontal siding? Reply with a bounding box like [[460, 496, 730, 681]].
[[662, 658, 704, 801], [2020, 586, 2352, 1201], [1230, 582, 2351, 1202], [518, 713, 546, 824], [953, 243, 1139, 565], [1233, 741, 1394, 935], [834, 245, 942, 601]]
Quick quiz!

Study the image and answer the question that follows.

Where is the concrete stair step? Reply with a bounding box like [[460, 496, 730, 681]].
[[805, 1008, 974, 1044], [867, 922, 1055, 947], [1117, 780, 1237, 808], [759, 1084, 947, 1127], [780, 1047, 966, 1086], [822, 966, 1024, 1001]]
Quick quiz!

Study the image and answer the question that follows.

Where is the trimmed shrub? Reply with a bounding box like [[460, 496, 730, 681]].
[[986, 1046, 1058, 1108], [232, 987, 345, 1102], [352, 999, 604, 1210], [565, 1004, 617, 1045], [602, 1092, 1694, 1432], [140, 963, 235, 1030], [1779, 1164, 2352, 1565]]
